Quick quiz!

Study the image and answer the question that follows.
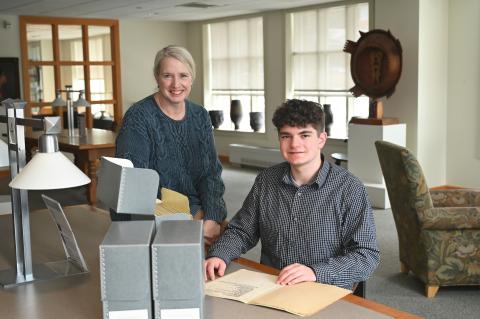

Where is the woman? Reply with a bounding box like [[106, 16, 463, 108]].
[[115, 45, 227, 245]]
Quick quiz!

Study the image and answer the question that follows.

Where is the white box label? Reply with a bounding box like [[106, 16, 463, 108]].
[[160, 308, 200, 319], [109, 309, 148, 319]]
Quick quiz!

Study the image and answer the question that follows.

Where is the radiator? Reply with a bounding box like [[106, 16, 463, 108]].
[[228, 144, 284, 168]]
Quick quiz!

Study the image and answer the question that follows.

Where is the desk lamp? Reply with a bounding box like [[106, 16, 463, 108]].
[[0, 99, 91, 288], [52, 85, 91, 136]]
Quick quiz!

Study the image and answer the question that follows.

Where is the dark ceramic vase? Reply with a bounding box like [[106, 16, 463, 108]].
[[249, 112, 263, 132], [230, 100, 242, 130], [208, 110, 224, 129], [323, 104, 333, 136]]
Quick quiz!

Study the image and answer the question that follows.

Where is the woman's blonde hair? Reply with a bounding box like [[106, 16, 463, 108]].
[[153, 45, 196, 81]]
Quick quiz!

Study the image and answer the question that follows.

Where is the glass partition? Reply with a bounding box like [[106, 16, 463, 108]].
[[88, 26, 111, 61], [27, 24, 53, 61], [59, 25, 83, 61]]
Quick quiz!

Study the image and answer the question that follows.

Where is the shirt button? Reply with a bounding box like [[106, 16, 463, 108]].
[[297, 192, 302, 196], [293, 217, 298, 222]]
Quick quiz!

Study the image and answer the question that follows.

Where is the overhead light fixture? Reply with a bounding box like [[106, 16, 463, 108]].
[[176, 2, 220, 9]]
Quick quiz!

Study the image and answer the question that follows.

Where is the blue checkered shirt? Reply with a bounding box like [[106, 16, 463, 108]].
[[207, 159, 380, 289]]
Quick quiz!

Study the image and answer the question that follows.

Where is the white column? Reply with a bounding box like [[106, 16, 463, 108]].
[[348, 123, 406, 209]]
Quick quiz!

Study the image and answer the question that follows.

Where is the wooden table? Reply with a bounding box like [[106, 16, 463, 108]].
[[25, 129, 116, 205], [0, 205, 423, 319]]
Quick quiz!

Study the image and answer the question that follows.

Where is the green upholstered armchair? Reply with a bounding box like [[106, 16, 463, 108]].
[[375, 141, 480, 298]]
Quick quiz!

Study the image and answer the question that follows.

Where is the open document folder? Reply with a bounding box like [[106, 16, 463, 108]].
[[205, 269, 351, 317]]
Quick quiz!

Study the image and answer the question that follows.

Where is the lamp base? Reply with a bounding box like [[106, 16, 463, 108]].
[[0, 260, 88, 288]]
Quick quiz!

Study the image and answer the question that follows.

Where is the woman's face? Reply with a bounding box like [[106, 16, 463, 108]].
[[155, 57, 192, 107]]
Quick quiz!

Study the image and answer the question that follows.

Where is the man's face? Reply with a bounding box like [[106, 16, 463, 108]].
[[278, 124, 327, 169]]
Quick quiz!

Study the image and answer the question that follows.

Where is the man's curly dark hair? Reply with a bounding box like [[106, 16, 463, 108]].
[[272, 99, 324, 133]]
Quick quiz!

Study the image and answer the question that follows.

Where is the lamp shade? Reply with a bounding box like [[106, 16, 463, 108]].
[[73, 91, 91, 107], [51, 91, 66, 107], [9, 152, 91, 190]]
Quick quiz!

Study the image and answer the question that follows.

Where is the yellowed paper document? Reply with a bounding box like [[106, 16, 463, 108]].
[[155, 187, 191, 218], [205, 269, 351, 317]]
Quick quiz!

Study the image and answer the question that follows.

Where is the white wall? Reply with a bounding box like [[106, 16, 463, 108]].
[[447, 0, 480, 188], [0, 15, 21, 57], [417, 0, 449, 186], [119, 19, 187, 112], [0, 15, 22, 92], [374, 0, 420, 154]]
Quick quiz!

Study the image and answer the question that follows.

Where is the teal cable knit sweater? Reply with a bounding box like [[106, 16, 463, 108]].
[[115, 95, 227, 221]]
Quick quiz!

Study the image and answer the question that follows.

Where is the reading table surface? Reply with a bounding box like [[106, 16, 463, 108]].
[[0, 205, 422, 319]]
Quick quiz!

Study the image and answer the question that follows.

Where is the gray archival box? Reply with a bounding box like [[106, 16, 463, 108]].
[[97, 156, 159, 215], [100, 220, 156, 319], [152, 220, 204, 319]]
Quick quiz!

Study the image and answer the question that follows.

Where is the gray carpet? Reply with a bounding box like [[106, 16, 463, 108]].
[[1, 164, 479, 318]]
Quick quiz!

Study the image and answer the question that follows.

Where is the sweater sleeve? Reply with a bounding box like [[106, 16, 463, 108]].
[[197, 109, 227, 222], [115, 105, 151, 169]]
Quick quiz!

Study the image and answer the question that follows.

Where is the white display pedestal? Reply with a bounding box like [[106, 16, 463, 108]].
[[348, 123, 406, 209]]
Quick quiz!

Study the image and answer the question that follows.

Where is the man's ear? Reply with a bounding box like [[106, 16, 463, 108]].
[[318, 131, 327, 148]]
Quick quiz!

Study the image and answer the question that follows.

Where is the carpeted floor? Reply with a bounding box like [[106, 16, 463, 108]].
[[1, 164, 479, 318]]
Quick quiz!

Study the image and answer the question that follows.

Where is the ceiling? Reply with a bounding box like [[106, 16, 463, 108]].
[[0, 0, 335, 22]]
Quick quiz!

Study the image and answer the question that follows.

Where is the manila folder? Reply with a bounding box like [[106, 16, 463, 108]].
[[205, 269, 351, 317]]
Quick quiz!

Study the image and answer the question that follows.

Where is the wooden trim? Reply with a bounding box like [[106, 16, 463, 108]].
[[0, 170, 10, 178], [349, 117, 400, 125], [430, 185, 465, 190], [19, 16, 122, 128], [19, 16, 29, 103], [234, 257, 423, 319], [29, 61, 114, 66], [19, 16, 119, 26], [82, 24, 92, 128], [111, 20, 123, 125], [218, 154, 230, 164]]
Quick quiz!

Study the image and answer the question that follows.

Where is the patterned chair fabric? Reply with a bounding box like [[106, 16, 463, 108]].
[[375, 141, 480, 298]]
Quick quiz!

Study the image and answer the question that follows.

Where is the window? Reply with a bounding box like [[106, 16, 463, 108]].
[[204, 17, 264, 132], [287, 2, 369, 139], [19, 16, 122, 128]]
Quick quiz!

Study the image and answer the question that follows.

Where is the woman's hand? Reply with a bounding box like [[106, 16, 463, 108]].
[[203, 220, 221, 246]]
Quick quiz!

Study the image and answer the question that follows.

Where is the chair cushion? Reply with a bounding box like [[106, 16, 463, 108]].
[[420, 207, 480, 230]]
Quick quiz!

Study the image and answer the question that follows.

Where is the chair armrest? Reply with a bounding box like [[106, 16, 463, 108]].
[[419, 207, 480, 230], [430, 189, 480, 207]]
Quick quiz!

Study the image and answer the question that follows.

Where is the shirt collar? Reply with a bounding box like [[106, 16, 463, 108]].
[[282, 154, 330, 189]]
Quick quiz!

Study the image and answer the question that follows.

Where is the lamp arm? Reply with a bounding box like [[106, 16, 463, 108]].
[[0, 115, 61, 133]]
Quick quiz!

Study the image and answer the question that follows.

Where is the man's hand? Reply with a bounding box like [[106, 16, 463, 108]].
[[203, 220, 221, 246], [204, 257, 226, 281], [276, 263, 316, 285]]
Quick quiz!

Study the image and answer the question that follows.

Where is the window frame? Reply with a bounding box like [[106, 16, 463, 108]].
[[285, 1, 372, 140], [19, 15, 123, 128], [203, 16, 266, 133]]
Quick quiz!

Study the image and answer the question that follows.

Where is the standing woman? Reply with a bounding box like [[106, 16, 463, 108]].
[[115, 45, 227, 245]]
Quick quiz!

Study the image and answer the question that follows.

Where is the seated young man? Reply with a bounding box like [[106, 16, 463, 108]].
[[204, 99, 380, 290]]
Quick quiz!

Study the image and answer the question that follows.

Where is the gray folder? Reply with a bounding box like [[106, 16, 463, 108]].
[[97, 156, 159, 215], [151, 220, 204, 319], [100, 221, 156, 319]]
